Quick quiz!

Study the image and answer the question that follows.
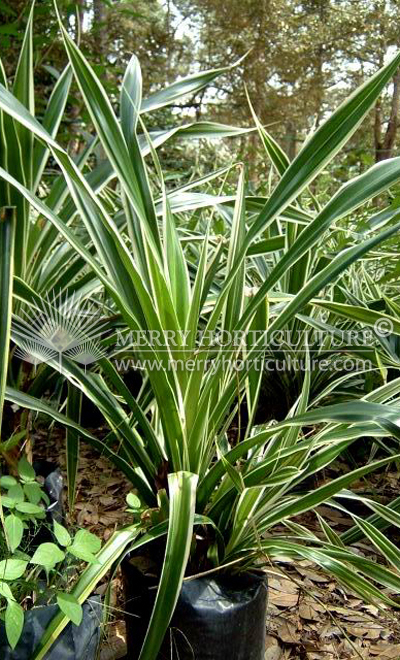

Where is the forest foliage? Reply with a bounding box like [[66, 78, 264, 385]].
[[2, 0, 400, 183]]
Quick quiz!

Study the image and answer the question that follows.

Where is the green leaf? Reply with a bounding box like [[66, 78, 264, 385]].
[[141, 57, 245, 113], [263, 466, 302, 486], [30, 543, 65, 570], [220, 455, 245, 494], [58, 18, 161, 253], [256, 454, 400, 534], [0, 558, 27, 580], [354, 516, 400, 571], [126, 492, 141, 510], [53, 521, 72, 548], [240, 159, 400, 331], [15, 502, 44, 515], [56, 592, 82, 626], [66, 382, 81, 512], [247, 50, 400, 245], [261, 539, 397, 607], [314, 301, 400, 336], [0, 580, 13, 599], [23, 482, 42, 505], [68, 529, 101, 563], [316, 514, 345, 548], [0, 475, 17, 488], [7, 484, 24, 504], [4, 514, 23, 553], [246, 88, 290, 175], [18, 455, 36, 482], [12, 0, 34, 191], [0, 207, 15, 434], [163, 192, 190, 328], [5, 387, 155, 505], [226, 486, 265, 554], [1, 496, 15, 509], [32, 65, 72, 191], [0, 430, 26, 454], [5, 599, 24, 649], [120, 54, 141, 153], [138, 472, 198, 660], [140, 122, 251, 155], [31, 526, 140, 659]]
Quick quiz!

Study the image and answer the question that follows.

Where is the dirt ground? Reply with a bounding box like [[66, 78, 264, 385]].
[[34, 427, 400, 660]]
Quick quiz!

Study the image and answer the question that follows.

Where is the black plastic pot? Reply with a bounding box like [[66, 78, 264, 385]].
[[33, 460, 64, 524], [30, 460, 64, 547], [0, 596, 102, 659], [122, 558, 268, 660]]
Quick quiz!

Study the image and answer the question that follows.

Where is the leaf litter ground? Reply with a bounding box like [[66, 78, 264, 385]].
[[33, 429, 400, 660]]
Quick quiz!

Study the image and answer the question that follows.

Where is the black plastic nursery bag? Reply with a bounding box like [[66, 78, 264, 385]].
[[0, 597, 102, 659], [123, 560, 268, 660]]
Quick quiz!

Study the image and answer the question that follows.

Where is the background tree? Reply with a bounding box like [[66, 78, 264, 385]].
[[2, 0, 400, 184]]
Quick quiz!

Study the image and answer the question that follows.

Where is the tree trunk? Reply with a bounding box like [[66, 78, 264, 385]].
[[92, 0, 108, 162], [285, 121, 297, 161], [248, 0, 268, 186], [375, 68, 400, 162], [76, 0, 85, 42], [93, 0, 107, 56]]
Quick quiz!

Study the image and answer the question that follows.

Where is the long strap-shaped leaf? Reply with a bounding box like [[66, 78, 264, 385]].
[[254, 453, 400, 535], [32, 507, 214, 659], [66, 382, 81, 511], [200, 221, 400, 461], [225, 485, 265, 555], [10, 0, 35, 280], [32, 65, 72, 192], [31, 524, 141, 659], [0, 81, 192, 426], [138, 472, 198, 660], [197, 397, 400, 511], [0, 164, 152, 340], [354, 515, 400, 572], [57, 14, 161, 255], [0, 207, 15, 436], [200, 51, 400, 336], [342, 495, 400, 545], [246, 88, 290, 176], [0, 83, 150, 315], [239, 158, 400, 331], [259, 540, 397, 607], [248, 51, 400, 244], [5, 386, 156, 505], [0, 62, 25, 279], [312, 300, 400, 336], [140, 56, 245, 113], [13, 0, 34, 190]]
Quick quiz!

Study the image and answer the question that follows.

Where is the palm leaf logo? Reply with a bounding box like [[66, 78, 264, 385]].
[[12, 291, 108, 371]]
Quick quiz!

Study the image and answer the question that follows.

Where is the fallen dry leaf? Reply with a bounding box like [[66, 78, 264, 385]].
[[265, 634, 282, 660], [299, 599, 324, 621], [269, 577, 299, 608], [277, 620, 300, 645], [346, 624, 382, 640], [370, 644, 400, 658], [296, 567, 330, 583]]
